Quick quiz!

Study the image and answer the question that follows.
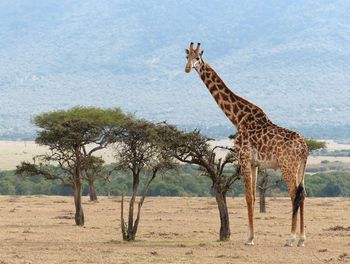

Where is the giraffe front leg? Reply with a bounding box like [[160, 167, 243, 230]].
[[242, 164, 255, 246], [251, 165, 258, 205]]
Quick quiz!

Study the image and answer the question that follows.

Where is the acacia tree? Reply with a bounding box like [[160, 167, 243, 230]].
[[16, 107, 127, 225], [258, 138, 327, 213], [113, 120, 176, 241], [163, 126, 240, 241], [304, 138, 326, 152]]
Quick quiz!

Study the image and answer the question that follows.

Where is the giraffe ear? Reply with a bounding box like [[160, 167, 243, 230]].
[[185, 49, 189, 54], [200, 50, 204, 56]]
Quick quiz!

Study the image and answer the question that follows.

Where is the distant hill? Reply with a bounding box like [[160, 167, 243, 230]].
[[1, 0, 349, 140]]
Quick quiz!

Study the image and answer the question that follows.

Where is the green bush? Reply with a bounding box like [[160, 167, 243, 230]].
[[1, 167, 350, 197]]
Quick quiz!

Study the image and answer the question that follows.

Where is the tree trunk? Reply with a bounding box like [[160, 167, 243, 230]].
[[127, 182, 138, 239], [214, 188, 230, 241], [259, 172, 269, 213], [121, 172, 139, 241], [131, 170, 157, 240], [73, 183, 84, 226], [73, 147, 84, 226], [121, 194, 127, 240], [259, 187, 266, 213], [107, 183, 111, 198], [120, 170, 156, 241], [88, 181, 98, 201]]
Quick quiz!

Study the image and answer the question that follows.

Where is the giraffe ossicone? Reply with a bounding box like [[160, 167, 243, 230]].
[[184, 42, 308, 247]]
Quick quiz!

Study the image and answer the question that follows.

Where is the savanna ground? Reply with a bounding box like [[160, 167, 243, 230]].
[[0, 196, 349, 264]]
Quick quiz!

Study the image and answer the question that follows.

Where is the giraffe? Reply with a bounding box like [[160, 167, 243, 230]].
[[184, 42, 308, 247]]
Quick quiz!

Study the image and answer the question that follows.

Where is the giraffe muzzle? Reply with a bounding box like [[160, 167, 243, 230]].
[[185, 64, 192, 73]]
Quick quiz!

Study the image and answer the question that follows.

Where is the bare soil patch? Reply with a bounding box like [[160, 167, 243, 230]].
[[0, 196, 349, 263]]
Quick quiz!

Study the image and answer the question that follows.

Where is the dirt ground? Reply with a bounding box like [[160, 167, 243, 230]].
[[0, 196, 349, 264]]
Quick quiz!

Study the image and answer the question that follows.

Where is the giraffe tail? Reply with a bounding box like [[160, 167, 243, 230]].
[[292, 184, 304, 217], [293, 158, 307, 217]]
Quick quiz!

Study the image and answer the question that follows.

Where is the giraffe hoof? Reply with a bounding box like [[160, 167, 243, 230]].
[[297, 239, 305, 247], [245, 240, 254, 246], [284, 234, 296, 247], [284, 239, 295, 247]]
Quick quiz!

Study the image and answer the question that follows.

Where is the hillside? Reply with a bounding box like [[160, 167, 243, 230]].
[[1, 1, 350, 139]]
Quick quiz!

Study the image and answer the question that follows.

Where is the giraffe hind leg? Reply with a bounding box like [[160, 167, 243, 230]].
[[282, 165, 300, 247], [297, 192, 306, 247], [297, 158, 307, 247]]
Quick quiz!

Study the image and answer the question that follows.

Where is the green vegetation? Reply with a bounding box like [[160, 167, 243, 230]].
[[306, 161, 350, 174], [2, 166, 350, 197], [0, 170, 72, 196], [312, 149, 350, 157], [304, 138, 327, 152], [0, 166, 211, 196], [305, 173, 350, 197]]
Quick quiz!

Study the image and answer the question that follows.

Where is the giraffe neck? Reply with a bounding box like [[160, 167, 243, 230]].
[[195, 62, 270, 129]]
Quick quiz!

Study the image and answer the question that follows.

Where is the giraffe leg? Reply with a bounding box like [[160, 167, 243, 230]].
[[242, 163, 255, 246], [297, 192, 306, 247], [282, 167, 299, 247], [251, 165, 258, 206], [285, 184, 297, 247], [297, 159, 307, 247]]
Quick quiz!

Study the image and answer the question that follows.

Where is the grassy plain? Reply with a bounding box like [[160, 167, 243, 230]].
[[0, 196, 349, 264]]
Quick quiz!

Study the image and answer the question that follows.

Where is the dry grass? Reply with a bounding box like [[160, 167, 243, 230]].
[[0, 196, 349, 263], [0, 141, 115, 170], [2, 140, 350, 171]]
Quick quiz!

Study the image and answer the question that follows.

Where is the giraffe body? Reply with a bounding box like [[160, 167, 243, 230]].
[[185, 42, 308, 246]]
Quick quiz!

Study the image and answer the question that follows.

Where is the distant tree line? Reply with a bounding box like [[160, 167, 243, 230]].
[[2, 169, 350, 198]]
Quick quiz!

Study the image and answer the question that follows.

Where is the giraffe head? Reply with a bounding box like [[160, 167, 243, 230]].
[[185, 42, 204, 73]]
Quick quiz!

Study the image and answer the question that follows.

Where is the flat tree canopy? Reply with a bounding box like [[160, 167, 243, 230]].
[[17, 106, 128, 225], [34, 107, 127, 147]]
